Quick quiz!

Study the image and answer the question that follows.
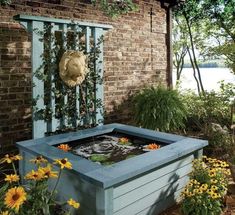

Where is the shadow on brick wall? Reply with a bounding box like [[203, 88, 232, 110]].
[[0, 23, 32, 156]]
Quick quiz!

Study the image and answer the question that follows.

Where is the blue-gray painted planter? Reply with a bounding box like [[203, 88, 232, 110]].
[[17, 124, 208, 215]]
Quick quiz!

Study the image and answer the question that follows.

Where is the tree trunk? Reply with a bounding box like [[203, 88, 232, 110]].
[[187, 46, 201, 95], [184, 13, 205, 95]]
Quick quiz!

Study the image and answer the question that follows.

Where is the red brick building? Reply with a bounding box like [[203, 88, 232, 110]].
[[0, 0, 178, 153]]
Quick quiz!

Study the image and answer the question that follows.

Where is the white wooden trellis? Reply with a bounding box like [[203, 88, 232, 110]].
[[14, 15, 112, 139]]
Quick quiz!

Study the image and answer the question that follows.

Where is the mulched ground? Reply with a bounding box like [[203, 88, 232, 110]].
[[159, 181, 235, 215]]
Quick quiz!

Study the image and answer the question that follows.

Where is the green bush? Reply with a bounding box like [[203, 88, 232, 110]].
[[180, 82, 235, 158], [133, 86, 187, 132], [181, 90, 231, 132]]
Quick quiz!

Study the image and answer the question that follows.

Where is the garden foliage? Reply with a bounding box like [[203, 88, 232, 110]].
[[0, 154, 79, 215], [133, 86, 187, 132], [181, 157, 231, 215]]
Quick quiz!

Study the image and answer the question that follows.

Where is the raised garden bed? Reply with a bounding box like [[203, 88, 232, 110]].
[[17, 123, 208, 215]]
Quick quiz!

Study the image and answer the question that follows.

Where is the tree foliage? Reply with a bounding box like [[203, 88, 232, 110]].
[[201, 0, 235, 74], [92, 0, 138, 18], [173, 0, 235, 80]]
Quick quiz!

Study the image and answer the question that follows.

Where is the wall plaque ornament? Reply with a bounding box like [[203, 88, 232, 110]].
[[59, 50, 88, 87]]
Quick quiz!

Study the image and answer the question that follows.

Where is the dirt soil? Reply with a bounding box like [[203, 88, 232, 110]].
[[159, 181, 235, 215]]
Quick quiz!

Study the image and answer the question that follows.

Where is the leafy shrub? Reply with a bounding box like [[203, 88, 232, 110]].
[[0, 154, 79, 215], [182, 82, 235, 133], [181, 157, 231, 215], [182, 91, 231, 132], [133, 86, 187, 132]]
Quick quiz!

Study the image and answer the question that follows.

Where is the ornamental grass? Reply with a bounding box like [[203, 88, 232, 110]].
[[0, 154, 79, 215], [181, 156, 231, 215]]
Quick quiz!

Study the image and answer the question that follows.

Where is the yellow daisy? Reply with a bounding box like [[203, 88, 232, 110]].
[[30, 155, 47, 165], [200, 184, 208, 191], [57, 144, 71, 152], [4, 186, 26, 212], [54, 158, 72, 169], [211, 179, 218, 184], [67, 198, 80, 209], [25, 170, 43, 181], [211, 185, 218, 191], [38, 165, 58, 179], [4, 174, 20, 183], [0, 154, 22, 164]]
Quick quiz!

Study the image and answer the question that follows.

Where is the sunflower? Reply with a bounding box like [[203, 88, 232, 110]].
[[54, 158, 72, 169], [67, 198, 80, 209], [0, 154, 22, 164], [25, 170, 43, 181], [29, 155, 47, 165], [57, 144, 71, 152], [4, 174, 20, 183], [38, 165, 58, 178], [4, 186, 26, 212]]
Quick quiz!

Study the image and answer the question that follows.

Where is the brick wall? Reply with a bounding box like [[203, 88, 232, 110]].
[[0, 0, 169, 153]]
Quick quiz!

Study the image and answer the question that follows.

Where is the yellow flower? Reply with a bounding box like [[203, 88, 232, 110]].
[[0, 154, 22, 164], [188, 182, 193, 187], [25, 170, 43, 181], [210, 192, 220, 199], [200, 184, 208, 191], [4, 174, 20, 183], [57, 144, 71, 152], [30, 156, 47, 165], [67, 198, 80, 209], [0, 211, 10, 215], [118, 137, 129, 144], [209, 169, 216, 177], [38, 165, 58, 179], [211, 185, 218, 191], [207, 189, 214, 195], [197, 189, 203, 194], [190, 179, 199, 184], [54, 158, 72, 169], [221, 162, 229, 168], [4, 186, 26, 212], [211, 179, 218, 184]]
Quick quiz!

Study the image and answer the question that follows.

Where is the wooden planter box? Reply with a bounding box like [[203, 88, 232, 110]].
[[17, 124, 207, 215]]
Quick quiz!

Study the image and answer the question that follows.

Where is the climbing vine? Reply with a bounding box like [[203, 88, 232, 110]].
[[0, 0, 11, 5], [92, 0, 138, 18], [33, 24, 104, 134], [0, 0, 138, 18]]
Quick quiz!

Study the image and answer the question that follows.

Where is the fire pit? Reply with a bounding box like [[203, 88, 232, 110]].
[[17, 123, 208, 215]]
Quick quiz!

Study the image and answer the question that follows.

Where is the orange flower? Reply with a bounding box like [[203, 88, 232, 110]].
[[146, 143, 161, 150], [119, 137, 129, 144], [57, 144, 71, 152]]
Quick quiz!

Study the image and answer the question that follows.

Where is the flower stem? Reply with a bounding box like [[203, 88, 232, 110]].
[[49, 168, 62, 201], [12, 162, 20, 186]]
